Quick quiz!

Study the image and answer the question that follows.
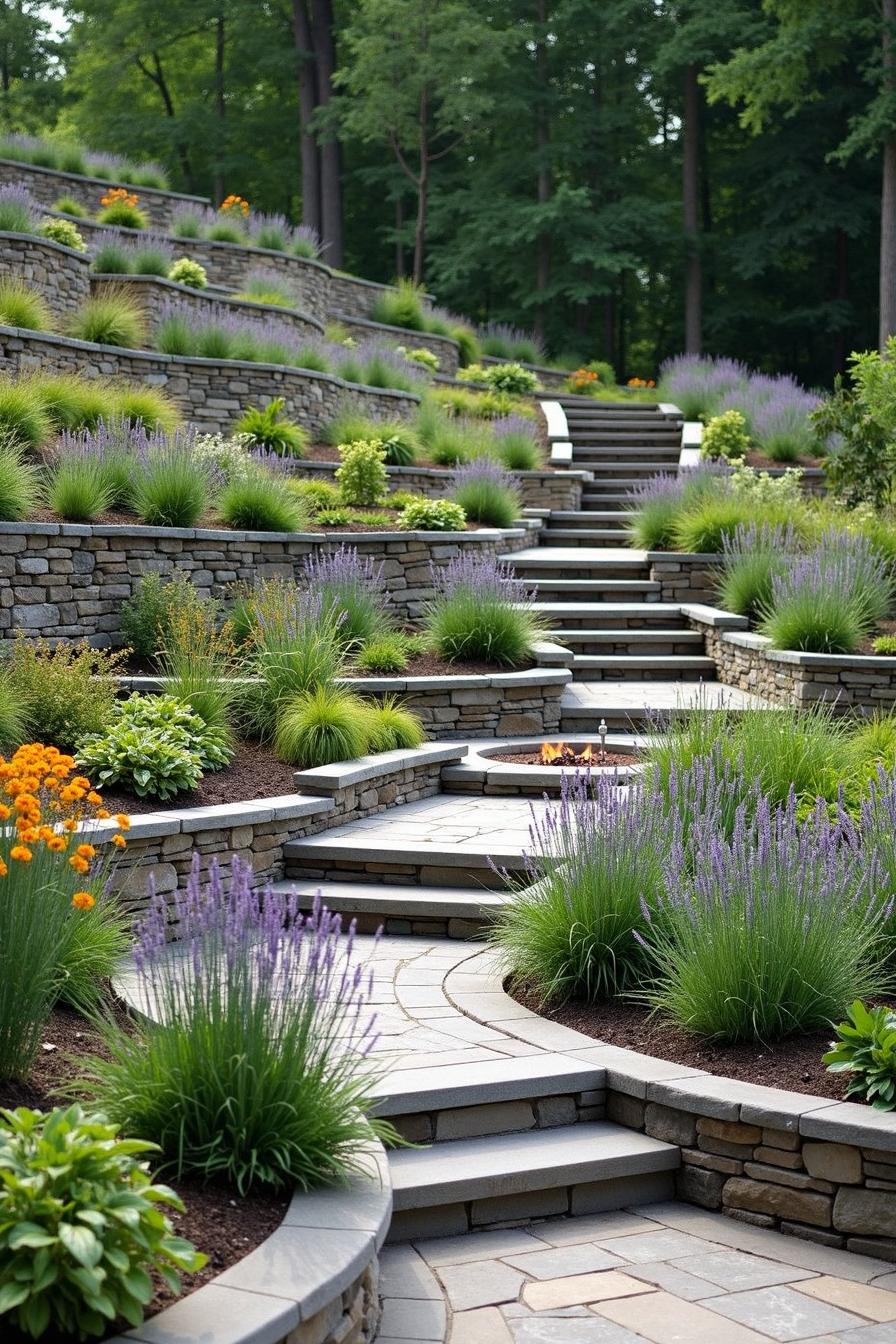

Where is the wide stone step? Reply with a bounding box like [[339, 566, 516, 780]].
[[268, 877, 507, 936], [282, 835, 527, 889], [571, 442, 681, 457], [559, 680, 754, 731], [564, 416, 680, 430], [374, 1055, 607, 1143], [546, 510, 631, 526], [572, 654, 716, 681], [531, 601, 683, 627], [539, 527, 628, 545], [504, 548, 650, 579], [571, 459, 682, 474], [525, 578, 662, 598], [387, 1123, 678, 1238], [556, 631, 703, 657]]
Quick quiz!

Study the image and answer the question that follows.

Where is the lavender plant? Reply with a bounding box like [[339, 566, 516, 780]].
[[490, 771, 666, 1002], [242, 582, 345, 740], [79, 855, 395, 1193], [426, 552, 544, 666], [719, 521, 800, 618], [302, 544, 391, 645], [641, 785, 889, 1041], [760, 529, 895, 653], [0, 183, 38, 234], [130, 426, 210, 527], [490, 414, 541, 470], [450, 457, 520, 527]]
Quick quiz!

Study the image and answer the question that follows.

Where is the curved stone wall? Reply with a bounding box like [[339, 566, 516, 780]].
[[0, 230, 90, 318], [0, 520, 534, 644], [0, 158, 207, 229], [0, 326, 419, 435], [90, 272, 325, 342], [327, 270, 435, 321], [330, 313, 460, 375], [292, 458, 589, 513]]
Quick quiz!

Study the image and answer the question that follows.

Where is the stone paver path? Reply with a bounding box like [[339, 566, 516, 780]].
[[380, 1201, 896, 1342], [562, 680, 769, 714], [311, 794, 554, 854]]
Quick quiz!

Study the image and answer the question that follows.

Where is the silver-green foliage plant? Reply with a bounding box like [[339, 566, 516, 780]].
[[168, 257, 207, 289], [39, 217, 87, 252], [0, 1104, 206, 1340], [335, 438, 388, 505], [77, 694, 232, 800], [700, 409, 749, 460], [824, 1001, 896, 1109]]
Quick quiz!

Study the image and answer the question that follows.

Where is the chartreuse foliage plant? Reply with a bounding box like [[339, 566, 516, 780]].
[[700, 409, 750, 460], [824, 1001, 896, 1110], [120, 572, 209, 660], [399, 497, 466, 531], [0, 744, 130, 1078], [335, 438, 388, 505], [78, 694, 232, 800], [80, 855, 399, 1193], [0, 1104, 205, 1340], [168, 257, 207, 289], [39, 217, 87, 251], [234, 397, 308, 456], [0, 279, 52, 331], [275, 684, 371, 766], [0, 441, 41, 520], [363, 696, 425, 752], [67, 289, 147, 349], [7, 640, 123, 752]]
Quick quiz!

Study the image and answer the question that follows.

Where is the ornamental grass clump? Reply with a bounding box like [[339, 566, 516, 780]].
[[0, 744, 129, 1078], [491, 771, 665, 1004], [243, 585, 345, 741], [130, 428, 209, 527], [658, 354, 750, 420], [46, 436, 116, 521], [491, 414, 541, 470], [81, 854, 396, 1192], [641, 780, 890, 1042], [275, 685, 371, 767], [0, 184, 37, 234], [760, 529, 895, 653], [426, 552, 544, 666], [302, 544, 390, 646], [68, 289, 147, 349], [218, 467, 307, 532], [719, 521, 800, 619], [371, 278, 426, 330], [234, 397, 308, 456], [450, 457, 520, 527], [0, 278, 52, 331], [0, 439, 41, 520], [481, 322, 543, 364]]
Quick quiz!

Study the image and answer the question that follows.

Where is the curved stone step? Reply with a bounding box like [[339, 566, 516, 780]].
[[571, 654, 716, 681], [268, 876, 508, 935]]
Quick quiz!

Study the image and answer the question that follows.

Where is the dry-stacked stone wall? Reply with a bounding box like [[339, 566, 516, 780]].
[[0, 158, 207, 228], [90, 273, 324, 342], [649, 552, 723, 604], [0, 327, 418, 435], [703, 625, 896, 710], [0, 232, 90, 317], [291, 459, 587, 513], [327, 271, 435, 321], [329, 313, 459, 374], [0, 521, 533, 644]]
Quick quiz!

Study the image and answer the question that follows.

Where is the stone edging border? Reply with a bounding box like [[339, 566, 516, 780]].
[[104, 1137, 392, 1344]]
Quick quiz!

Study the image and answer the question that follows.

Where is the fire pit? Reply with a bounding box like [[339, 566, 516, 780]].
[[443, 732, 645, 798], [492, 741, 639, 767]]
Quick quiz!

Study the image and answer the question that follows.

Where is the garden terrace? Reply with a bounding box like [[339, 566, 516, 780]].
[[0, 156, 207, 228], [325, 311, 460, 375], [0, 230, 90, 318], [0, 520, 534, 642], [0, 325, 420, 436]]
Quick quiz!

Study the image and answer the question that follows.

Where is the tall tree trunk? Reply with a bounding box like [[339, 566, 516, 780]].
[[312, 0, 344, 266], [533, 0, 551, 346], [880, 0, 896, 347], [413, 86, 428, 284], [683, 63, 702, 353], [291, 0, 321, 237], [134, 51, 196, 191], [395, 196, 405, 278], [212, 14, 226, 206]]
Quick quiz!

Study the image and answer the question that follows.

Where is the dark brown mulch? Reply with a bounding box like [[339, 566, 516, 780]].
[[510, 986, 853, 1100], [0, 1006, 289, 1326], [345, 652, 533, 679], [859, 617, 896, 656], [491, 749, 638, 767], [28, 502, 481, 534], [744, 449, 822, 471], [99, 739, 300, 815]]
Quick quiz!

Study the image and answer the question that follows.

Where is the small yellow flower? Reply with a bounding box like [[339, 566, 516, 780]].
[[46, 836, 67, 853], [75, 843, 96, 860], [0, 858, 7, 876], [69, 855, 90, 874]]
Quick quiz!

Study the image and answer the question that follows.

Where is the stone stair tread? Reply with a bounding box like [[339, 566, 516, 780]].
[[540, 528, 628, 542], [372, 1055, 605, 1115], [283, 834, 528, 869], [547, 511, 631, 522], [554, 629, 701, 643], [388, 1123, 678, 1209], [572, 654, 715, 669], [531, 602, 681, 615], [525, 579, 661, 594], [268, 878, 507, 919], [503, 547, 648, 563]]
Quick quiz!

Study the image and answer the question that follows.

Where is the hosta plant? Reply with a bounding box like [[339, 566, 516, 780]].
[[76, 694, 230, 801], [399, 497, 466, 531], [0, 1104, 206, 1340], [824, 1000, 896, 1110]]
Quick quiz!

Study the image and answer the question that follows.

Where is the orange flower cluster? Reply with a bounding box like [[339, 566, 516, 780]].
[[220, 194, 249, 217], [100, 187, 139, 209], [0, 744, 129, 905], [568, 368, 600, 393], [627, 377, 656, 388]]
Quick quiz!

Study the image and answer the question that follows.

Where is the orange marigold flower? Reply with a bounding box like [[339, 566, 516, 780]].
[[96, 808, 111, 820], [10, 845, 32, 862], [14, 793, 38, 812], [0, 804, 11, 821], [72, 777, 91, 790], [115, 814, 131, 831], [72, 891, 96, 911], [69, 855, 90, 874], [111, 834, 127, 849], [46, 836, 66, 852], [63, 819, 77, 833], [87, 792, 103, 805], [0, 858, 6, 877], [75, 843, 96, 860], [18, 827, 39, 844]]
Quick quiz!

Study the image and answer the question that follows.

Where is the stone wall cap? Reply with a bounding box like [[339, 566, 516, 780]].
[[680, 603, 749, 630], [291, 742, 466, 792], [645, 550, 722, 563], [331, 309, 460, 350], [0, 227, 89, 259], [0, 519, 60, 535], [91, 272, 324, 332], [0, 156, 208, 203], [799, 1101, 896, 1150]]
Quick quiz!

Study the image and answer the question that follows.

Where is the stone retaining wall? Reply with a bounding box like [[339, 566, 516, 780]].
[[102, 746, 465, 912], [702, 624, 896, 710], [327, 270, 435, 322], [608, 1090, 896, 1261], [0, 520, 533, 643], [0, 326, 418, 436], [0, 231, 90, 317], [648, 552, 723, 604], [90, 272, 323, 342], [331, 313, 459, 375], [291, 458, 588, 513], [0, 158, 206, 228]]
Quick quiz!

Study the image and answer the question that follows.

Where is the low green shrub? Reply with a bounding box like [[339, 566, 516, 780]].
[[168, 257, 207, 289], [275, 685, 370, 766], [363, 696, 425, 752], [483, 362, 539, 395], [874, 635, 896, 655], [701, 409, 749, 460], [219, 471, 308, 531], [77, 694, 229, 800], [672, 495, 759, 553], [354, 635, 410, 674], [336, 438, 388, 506], [0, 279, 52, 331], [399, 497, 466, 531], [289, 477, 342, 514], [7, 639, 123, 751], [0, 442, 40, 520], [97, 200, 148, 230], [120, 572, 206, 660], [90, 239, 129, 273], [316, 507, 351, 526], [401, 346, 439, 372], [371, 278, 425, 330], [68, 291, 146, 349], [0, 1105, 206, 1341], [52, 194, 88, 217], [39, 217, 87, 251], [47, 451, 114, 521], [234, 398, 308, 457], [824, 1001, 896, 1110], [427, 555, 542, 666]]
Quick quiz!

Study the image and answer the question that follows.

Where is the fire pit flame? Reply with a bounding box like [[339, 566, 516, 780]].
[[539, 742, 604, 767]]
